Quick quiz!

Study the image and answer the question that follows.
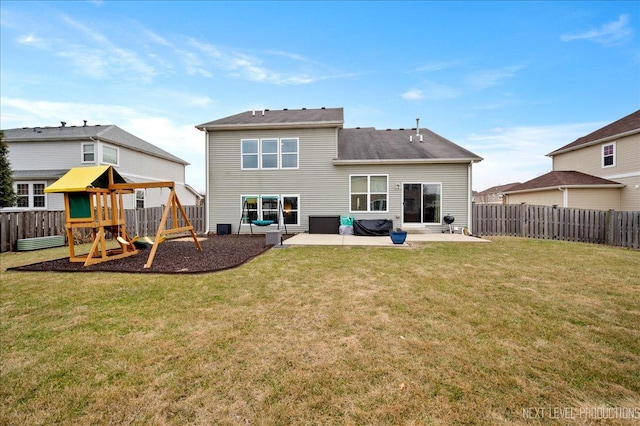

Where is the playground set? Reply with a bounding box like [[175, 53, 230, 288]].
[[44, 165, 201, 268]]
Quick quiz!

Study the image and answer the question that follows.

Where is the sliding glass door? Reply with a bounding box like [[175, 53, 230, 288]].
[[402, 183, 442, 224]]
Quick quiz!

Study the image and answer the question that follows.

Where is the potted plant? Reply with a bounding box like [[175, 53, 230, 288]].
[[389, 227, 407, 244]]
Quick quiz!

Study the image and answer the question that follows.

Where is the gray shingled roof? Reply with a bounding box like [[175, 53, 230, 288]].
[[196, 107, 344, 128], [337, 127, 482, 162], [2, 124, 188, 165], [505, 171, 624, 193], [548, 109, 640, 156]]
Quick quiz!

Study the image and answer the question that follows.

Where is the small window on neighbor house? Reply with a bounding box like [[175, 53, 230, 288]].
[[602, 143, 615, 167], [14, 182, 47, 209], [82, 143, 95, 163], [135, 190, 145, 209], [102, 144, 118, 165]]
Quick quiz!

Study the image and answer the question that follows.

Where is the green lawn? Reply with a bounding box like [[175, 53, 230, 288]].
[[1, 238, 639, 425]]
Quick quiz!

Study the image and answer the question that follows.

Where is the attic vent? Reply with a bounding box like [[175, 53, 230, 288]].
[[321, 107, 326, 109], [283, 108, 288, 111], [302, 107, 307, 110], [83, 120, 87, 127], [252, 110, 255, 116], [60, 121, 67, 127]]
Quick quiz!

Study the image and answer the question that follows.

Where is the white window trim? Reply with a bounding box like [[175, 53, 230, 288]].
[[100, 143, 119, 166], [349, 174, 389, 213], [13, 181, 48, 210], [81, 142, 96, 164], [241, 139, 259, 170], [602, 141, 616, 168], [239, 194, 300, 226], [135, 189, 145, 209], [281, 194, 300, 226], [280, 138, 299, 170], [261, 138, 279, 170], [421, 182, 443, 225], [240, 137, 299, 170]]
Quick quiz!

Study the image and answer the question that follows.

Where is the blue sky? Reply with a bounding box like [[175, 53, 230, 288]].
[[1, 1, 639, 193]]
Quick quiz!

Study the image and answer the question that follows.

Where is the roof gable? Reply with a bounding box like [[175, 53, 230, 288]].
[[2, 124, 188, 165], [476, 182, 521, 196], [548, 109, 640, 156], [196, 107, 344, 129], [337, 127, 482, 162]]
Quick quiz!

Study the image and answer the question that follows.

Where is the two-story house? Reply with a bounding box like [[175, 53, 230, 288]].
[[474, 182, 521, 205], [504, 109, 639, 211], [2, 122, 202, 211], [196, 107, 482, 234]]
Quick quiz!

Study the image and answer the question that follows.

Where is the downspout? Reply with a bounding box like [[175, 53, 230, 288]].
[[468, 162, 473, 233], [558, 187, 568, 207], [204, 128, 211, 234]]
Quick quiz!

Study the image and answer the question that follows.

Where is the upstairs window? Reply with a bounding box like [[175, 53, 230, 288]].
[[242, 139, 259, 169], [101, 144, 119, 166], [280, 138, 298, 169], [241, 137, 299, 170], [350, 175, 388, 212], [602, 143, 616, 168], [261, 139, 278, 169], [82, 143, 95, 163]]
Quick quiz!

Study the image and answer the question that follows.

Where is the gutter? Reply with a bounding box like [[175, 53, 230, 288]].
[[504, 183, 626, 195], [196, 120, 344, 131], [333, 157, 483, 165]]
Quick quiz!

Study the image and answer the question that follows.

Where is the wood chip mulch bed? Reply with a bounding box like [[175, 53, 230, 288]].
[[8, 235, 288, 275]]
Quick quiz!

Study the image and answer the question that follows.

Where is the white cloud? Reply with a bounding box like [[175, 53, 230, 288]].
[[462, 122, 603, 191], [402, 89, 424, 100], [561, 14, 633, 46], [408, 60, 463, 74], [465, 64, 526, 90]]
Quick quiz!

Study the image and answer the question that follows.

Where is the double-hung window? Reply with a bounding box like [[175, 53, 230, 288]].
[[241, 195, 300, 226], [15, 182, 46, 209], [350, 175, 388, 212], [242, 139, 259, 169], [101, 144, 119, 166], [280, 138, 298, 169], [261, 139, 279, 169], [602, 142, 615, 168], [82, 143, 95, 163], [241, 138, 299, 170]]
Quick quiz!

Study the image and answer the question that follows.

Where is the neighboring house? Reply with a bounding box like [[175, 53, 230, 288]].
[[505, 109, 640, 211], [474, 182, 521, 204], [196, 107, 482, 234], [2, 122, 201, 211]]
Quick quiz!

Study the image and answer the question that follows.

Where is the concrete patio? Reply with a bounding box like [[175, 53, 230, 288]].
[[282, 232, 490, 247]]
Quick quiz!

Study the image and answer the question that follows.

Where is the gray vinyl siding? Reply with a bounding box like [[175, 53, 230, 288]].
[[8, 141, 80, 170], [6, 140, 196, 210], [208, 128, 472, 233]]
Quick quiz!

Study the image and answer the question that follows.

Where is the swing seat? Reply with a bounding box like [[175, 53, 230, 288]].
[[252, 220, 274, 226], [132, 235, 165, 249], [116, 236, 130, 246]]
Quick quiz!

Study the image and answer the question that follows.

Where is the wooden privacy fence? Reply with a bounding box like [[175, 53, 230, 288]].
[[0, 205, 205, 252], [473, 204, 640, 249]]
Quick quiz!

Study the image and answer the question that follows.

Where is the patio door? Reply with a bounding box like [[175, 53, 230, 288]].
[[402, 183, 442, 224]]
